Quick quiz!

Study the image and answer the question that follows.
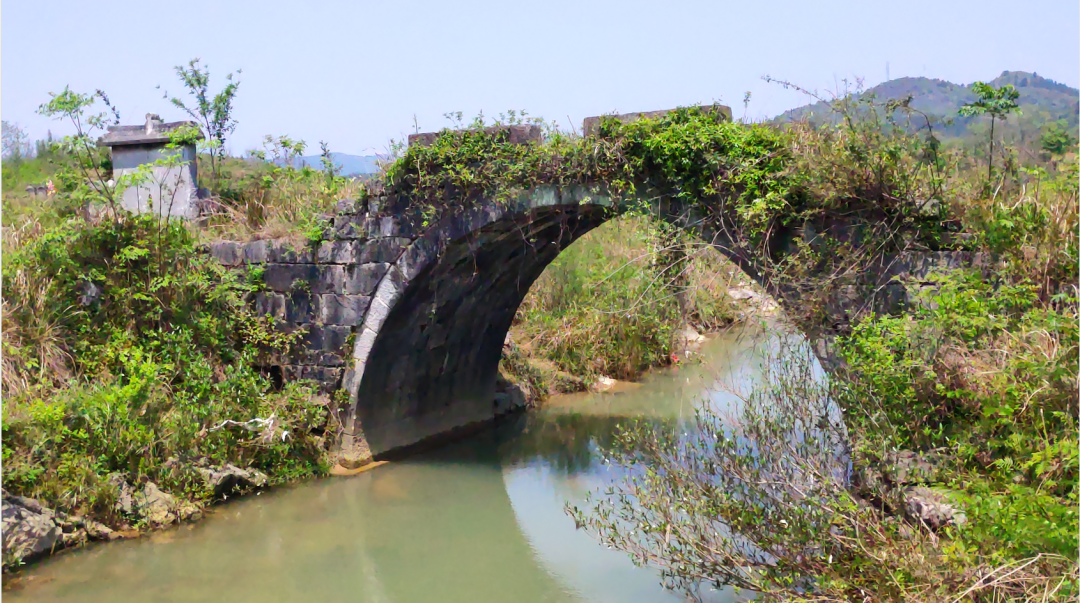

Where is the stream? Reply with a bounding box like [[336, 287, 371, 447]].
[[6, 322, 784, 602]]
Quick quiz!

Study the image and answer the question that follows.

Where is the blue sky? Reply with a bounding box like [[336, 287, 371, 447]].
[[3, 0, 1077, 156]]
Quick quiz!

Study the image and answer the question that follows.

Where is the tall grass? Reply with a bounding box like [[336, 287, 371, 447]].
[[198, 142, 363, 242], [513, 217, 744, 381]]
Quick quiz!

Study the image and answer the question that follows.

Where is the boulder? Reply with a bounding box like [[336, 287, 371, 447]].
[[493, 382, 528, 416], [2, 490, 61, 567], [108, 474, 136, 516], [903, 486, 966, 530], [589, 375, 617, 393], [134, 482, 179, 527], [853, 450, 943, 497], [727, 287, 759, 301], [196, 464, 269, 499], [675, 327, 706, 350], [884, 450, 942, 486]]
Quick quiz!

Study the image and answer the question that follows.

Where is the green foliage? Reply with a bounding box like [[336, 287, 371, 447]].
[[203, 135, 356, 239], [162, 58, 241, 181], [36, 87, 120, 213], [2, 213, 331, 523], [959, 82, 1022, 182], [1041, 121, 1075, 155], [839, 271, 1078, 561], [513, 218, 737, 381], [959, 82, 1022, 123], [386, 106, 797, 243]]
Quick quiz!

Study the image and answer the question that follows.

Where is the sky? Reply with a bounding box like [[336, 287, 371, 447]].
[[3, 0, 1078, 157]]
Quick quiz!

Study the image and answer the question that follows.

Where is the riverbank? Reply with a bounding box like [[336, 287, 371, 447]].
[[1, 325, 775, 602]]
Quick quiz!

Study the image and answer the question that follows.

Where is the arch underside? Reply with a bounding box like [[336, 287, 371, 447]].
[[354, 204, 612, 455]]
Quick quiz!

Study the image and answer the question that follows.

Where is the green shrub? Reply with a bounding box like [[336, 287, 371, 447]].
[[839, 270, 1078, 562], [1, 212, 332, 520]]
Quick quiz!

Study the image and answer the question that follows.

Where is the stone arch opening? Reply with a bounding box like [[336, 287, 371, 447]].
[[351, 201, 613, 455]]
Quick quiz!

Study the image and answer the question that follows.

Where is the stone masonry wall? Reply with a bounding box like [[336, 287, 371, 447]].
[[209, 197, 412, 394]]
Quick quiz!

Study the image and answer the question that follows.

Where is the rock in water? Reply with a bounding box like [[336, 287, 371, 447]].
[[493, 382, 528, 416], [197, 464, 269, 499], [589, 375, 617, 393], [2, 490, 62, 568], [676, 327, 707, 351]]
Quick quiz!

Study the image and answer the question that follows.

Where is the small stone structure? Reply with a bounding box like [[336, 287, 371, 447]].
[[98, 114, 204, 219]]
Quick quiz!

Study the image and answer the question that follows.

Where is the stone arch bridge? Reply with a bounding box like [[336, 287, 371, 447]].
[[209, 109, 979, 466]]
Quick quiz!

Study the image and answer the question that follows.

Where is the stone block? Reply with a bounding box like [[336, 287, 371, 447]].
[[268, 240, 315, 263], [363, 215, 417, 238], [407, 124, 541, 148], [295, 349, 348, 367], [261, 264, 318, 292], [210, 241, 242, 266], [303, 325, 352, 352], [399, 238, 436, 281], [282, 365, 343, 393], [344, 263, 389, 295], [303, 366, 344, 393], [359, 237, 410, 263], [351, 327, 379, 363], [317, 240, 361, 264], [316, 294, 371, 325], [242, 240, 271, 264], [334, 215, 366, 240], [313, 265, 347, 294], [254, 292, 286, 320], [336, 198, 360, 214], [285, 290, 314, 323]]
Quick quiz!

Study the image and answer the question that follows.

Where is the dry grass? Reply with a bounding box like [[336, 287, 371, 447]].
[[1, 201, 75, 397]]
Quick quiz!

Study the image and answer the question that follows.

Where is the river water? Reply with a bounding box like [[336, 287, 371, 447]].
[[6, 323, 780, 603]]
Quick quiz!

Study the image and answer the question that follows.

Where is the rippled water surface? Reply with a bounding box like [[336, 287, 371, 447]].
[[6, 324, 778, 603]]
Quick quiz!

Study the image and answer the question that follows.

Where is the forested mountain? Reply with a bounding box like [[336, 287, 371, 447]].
[[775, 70, 1079, 141]]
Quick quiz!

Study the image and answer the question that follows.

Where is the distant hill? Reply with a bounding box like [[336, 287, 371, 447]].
[[296, 152, 382, 176], [776, 70, 1079, 140]]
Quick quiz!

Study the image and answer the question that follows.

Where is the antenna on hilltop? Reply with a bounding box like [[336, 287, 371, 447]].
[[886, 62, 890, 82]]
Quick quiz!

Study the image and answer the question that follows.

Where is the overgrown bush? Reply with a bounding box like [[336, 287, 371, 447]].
[[569, 89, 1079, 601], [1, 213, 333, 523], [201, 137, 362, 241]]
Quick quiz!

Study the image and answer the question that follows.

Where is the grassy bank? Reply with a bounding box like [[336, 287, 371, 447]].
[[1, 212, 335, 545], [501, 216, 743, 400]]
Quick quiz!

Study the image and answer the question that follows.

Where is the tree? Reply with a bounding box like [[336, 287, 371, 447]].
[[2, 121, 32, 162], [1040, 121, 1074, 156], [37, 88, 121, 213], [959, 82, 1021, 182], [161, 58, 241, 182]]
